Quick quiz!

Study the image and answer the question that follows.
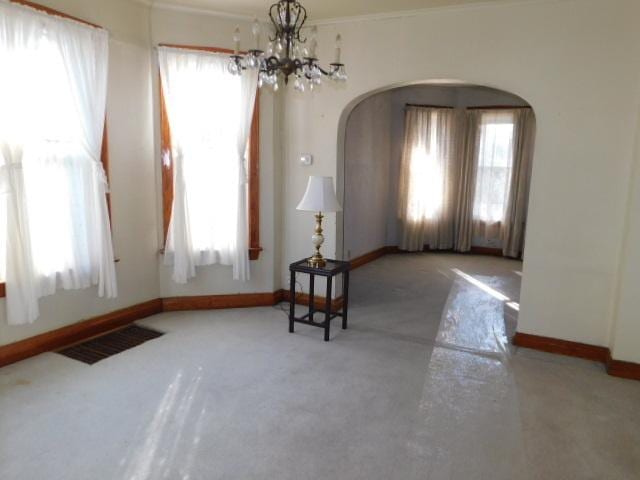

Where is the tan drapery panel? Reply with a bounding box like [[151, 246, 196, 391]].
[[398, 107, 461, 251], [453, 110, 480, 252], [502, 109, 536, 258]]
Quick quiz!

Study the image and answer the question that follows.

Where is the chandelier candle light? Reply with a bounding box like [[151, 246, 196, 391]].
[[228, 0, 347, 92], [297, 176, 342, 268]]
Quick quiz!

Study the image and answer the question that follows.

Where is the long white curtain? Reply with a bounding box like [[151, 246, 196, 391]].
[[0, 1, 116, 325], [398, 107, 460, 251], [158, 47, 258, 283]]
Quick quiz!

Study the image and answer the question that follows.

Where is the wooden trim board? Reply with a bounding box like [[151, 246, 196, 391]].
[[606, 355, 640, 381], [513, 332, 640, 381], [0, 299, 163, 368], [162, 292, 280, 311], [2, 267, 638, 382], [350, 247, 388, 270], [0, 288, 348, 368], [513, 332, 609, 362]]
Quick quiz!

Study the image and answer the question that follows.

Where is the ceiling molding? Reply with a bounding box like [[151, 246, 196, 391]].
[[138, 0, 567, 26], [147, 1, 268, 22], [307, 0, 566, 26]]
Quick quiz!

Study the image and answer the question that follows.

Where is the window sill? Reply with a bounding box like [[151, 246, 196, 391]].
[[158, 247, 263, 261]]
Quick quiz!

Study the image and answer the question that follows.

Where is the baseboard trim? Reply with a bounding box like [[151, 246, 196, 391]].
[[0, 289, 348, 368], [0, 299, 163, 368], [351, 245, 511, 267], [469, 246, 504, 257], [513, 332, 609, 362], [350, 247, 390, 270], [163, 292, 280, 311], [606, 354, 640, 381], [513, 332, 640, 381]]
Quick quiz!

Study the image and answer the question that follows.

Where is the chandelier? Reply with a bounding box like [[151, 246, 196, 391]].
[[227, 0, 347, 92]]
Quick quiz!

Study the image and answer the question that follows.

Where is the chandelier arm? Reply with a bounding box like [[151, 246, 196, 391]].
[[295, 4, 307, 42], [268, 3, 282, 42]]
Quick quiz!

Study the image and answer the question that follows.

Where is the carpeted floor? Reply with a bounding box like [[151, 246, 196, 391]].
[[1, 253, 639, 479]]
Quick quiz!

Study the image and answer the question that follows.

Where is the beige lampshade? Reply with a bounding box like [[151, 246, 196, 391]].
[[297, 176, 342, 212]]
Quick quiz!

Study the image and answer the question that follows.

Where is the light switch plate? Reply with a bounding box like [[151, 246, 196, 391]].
[[300, 154, 313, 166]]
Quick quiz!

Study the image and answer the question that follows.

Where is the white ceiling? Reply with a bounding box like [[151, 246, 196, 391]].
[[152, 0, 524, 21]]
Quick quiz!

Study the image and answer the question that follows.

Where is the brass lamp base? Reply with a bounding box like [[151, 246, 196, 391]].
[[308, 254, 326, 268], [307, 212, 327, 268]]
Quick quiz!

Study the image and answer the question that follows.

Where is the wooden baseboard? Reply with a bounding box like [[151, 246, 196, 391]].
[[513, 332, 609, 362], [162, 292, 280, 312], [513, 332, 640, 381], [0, 299, 163, 368], [469, 246, 504, 257], [350, 247, 389, 270], [606, 354, 640, 381], [349, 245, 511, 270], [0, 288, 348, 368]]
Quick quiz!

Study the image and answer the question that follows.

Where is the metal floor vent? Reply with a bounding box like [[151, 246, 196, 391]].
[[58, 325, 164, 365]]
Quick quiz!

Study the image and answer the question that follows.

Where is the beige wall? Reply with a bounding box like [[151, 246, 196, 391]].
[[0, 0, 159, 346], [610, 104, 640, 364], [282, 0, 640, 359], [343, 92, 393, 260]]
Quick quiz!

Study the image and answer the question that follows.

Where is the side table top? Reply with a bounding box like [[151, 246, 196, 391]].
[[289, 258, 351, 275]]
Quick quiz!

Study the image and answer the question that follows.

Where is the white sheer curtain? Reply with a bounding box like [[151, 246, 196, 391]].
[[472, 110, 516, 242], [0, 1, 115, 325], [398, 107, 460, 251], [158, 47, 258, 283]]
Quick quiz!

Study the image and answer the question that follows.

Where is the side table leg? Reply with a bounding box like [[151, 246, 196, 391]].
[[289, 271, 295, 333], [342, 271, 349, 330], [324, 276, 332, 342], [309, 274, 315, 323]]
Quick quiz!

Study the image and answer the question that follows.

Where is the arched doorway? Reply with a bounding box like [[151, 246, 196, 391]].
[[337, 82, 535, 262], [336, 82, 536, 346]]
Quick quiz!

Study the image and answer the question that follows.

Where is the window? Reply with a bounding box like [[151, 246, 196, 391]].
[[158, 45, 260, 284], [405, 110, 446, 222], [397, 106, 457, 251], [0, 1, 116, 324], [472, 111, 516, 229]]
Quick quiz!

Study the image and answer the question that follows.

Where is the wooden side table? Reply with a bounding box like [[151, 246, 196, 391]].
[[289, 258, 351, 341]]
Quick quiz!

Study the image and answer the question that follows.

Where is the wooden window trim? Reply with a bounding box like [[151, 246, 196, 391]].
[[0, 1, 110, 298], [159, 44, 262, 261]]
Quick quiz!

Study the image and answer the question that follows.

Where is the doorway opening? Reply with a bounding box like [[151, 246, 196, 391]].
[[338, 82, 536, 344]]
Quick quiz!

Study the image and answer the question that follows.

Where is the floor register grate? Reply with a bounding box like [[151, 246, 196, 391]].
[[58, 325, 164, 365]]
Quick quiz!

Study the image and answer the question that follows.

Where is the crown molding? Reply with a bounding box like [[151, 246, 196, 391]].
[[307, 0, 569, 26], [134, 0, 568, 26], [146, 1, 268, 22]]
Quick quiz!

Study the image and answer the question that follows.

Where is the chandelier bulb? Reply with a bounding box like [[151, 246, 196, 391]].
[[233, 26, 241, 55]]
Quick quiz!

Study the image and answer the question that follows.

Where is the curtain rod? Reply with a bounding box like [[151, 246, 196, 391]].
[[9, 0, 105, 31], [467, 105, 532, 110], [406, 103, 531, 111], [157, 44, 238, 55], [405, 104, 454, 109]]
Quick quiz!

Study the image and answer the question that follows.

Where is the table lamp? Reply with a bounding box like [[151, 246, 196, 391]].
[[297, 176, 342, 268]]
